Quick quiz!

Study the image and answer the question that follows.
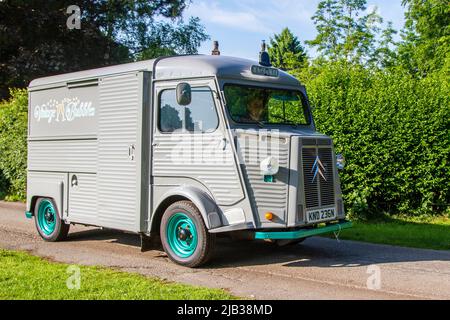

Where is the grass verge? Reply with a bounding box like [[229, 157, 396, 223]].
[[334, 215, 450, 250], [0, 249, 236, 300]]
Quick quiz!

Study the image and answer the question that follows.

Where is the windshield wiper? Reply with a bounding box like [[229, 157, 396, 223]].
[[254, 120, 265, 128]]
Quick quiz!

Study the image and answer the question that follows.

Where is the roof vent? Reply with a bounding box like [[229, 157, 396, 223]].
[[259, 40, 272, 67], [211, 41, 220, 56]]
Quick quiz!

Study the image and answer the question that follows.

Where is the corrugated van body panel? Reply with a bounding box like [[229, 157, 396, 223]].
[[97, 73, 141, 231], [28, 140, 97, 173], [153, 133, 244, 206], [68, 173, 97, 225], [236, 133, 290, 226]]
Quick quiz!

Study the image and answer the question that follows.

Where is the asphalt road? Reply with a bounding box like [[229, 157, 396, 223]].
[[1, 201, 449, 300]]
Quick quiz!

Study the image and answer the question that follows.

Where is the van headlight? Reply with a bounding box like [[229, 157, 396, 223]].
[[260, 156, 279, 176], [336, 154, 345, 170]]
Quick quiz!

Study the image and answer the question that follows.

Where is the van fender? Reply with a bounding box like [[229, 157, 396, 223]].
[[27, 180, 65, 219], [154, 186, 223, 230]]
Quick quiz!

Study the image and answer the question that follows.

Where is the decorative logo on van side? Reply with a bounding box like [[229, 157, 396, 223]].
[[34, 98, 95, 123], [311, 155, 327, 183]]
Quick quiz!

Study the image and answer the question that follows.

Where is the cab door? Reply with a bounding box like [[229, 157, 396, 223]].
[[152, 78, 244, 207]]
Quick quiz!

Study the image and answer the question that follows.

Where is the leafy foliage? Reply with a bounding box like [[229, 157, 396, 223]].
[[0, 89, 28, 201], [0, 1, 127, 99], [299, 63, 449, 217], [306, 0, 396, 66], [336, 215, 450, 250], [268, 28, 307, 70], [136, 17, 209, 60], [0, 0, 448, 221], [398, 0, 450, 76], [0, 0, 208, 99], [369, 22, 398, 69], [287, 0, 450, 218]]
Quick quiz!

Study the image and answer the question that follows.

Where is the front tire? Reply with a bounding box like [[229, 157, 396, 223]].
[[160, 201, 215, 267], [34, 198, 69, 242]]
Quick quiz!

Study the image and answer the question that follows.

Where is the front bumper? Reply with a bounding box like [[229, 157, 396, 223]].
[[254, 220, 352, 240]]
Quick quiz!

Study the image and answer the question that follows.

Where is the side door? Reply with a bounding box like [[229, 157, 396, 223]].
[[95, 72, 147, 232], [152, 78, 244, 209]]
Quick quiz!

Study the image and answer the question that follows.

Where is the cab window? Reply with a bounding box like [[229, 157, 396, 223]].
[[224, 84, 311, 126], [159, 86, 219, 133]]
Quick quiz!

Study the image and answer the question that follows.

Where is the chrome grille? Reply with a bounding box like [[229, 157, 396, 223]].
[[318, 148, 335, 206], [302, 146, 335, 208], [302, 148, 319, 207]]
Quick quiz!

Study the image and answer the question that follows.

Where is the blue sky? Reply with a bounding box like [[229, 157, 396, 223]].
[[183, 0, 406, 60]]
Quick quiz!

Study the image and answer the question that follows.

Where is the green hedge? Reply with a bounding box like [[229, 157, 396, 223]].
[[0, 89, 28, 201], [0, 70, 449, 218], [299, 63, 449, 218]]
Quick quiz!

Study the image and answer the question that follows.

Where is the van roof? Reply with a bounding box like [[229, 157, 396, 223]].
[[28, 55, 301, 89]]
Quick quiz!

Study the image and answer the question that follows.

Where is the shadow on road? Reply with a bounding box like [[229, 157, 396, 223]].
[[65, 227, 450, 269], [67, 228, 142, 247]]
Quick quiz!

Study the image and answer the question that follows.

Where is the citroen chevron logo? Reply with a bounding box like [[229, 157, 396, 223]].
[[311, 155, 327, 183]]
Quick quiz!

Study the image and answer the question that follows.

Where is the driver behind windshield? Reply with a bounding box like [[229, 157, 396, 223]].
[[241, 90, 268, 122]]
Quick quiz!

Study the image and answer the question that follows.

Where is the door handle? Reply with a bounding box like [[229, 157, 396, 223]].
[[128, 144, 136, 160], [218, 138, 227, 150], [71, 174, 78, 188]]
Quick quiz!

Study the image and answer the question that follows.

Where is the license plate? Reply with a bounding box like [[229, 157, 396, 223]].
[[306, 207, 336, 223]]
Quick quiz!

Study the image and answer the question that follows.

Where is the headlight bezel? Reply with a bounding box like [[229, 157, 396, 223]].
[[260, 156, 280, 176]]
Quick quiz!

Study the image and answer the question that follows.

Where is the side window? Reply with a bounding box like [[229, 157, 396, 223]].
[[159, 86, 219, 133]]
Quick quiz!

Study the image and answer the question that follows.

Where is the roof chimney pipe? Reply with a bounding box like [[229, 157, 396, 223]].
[[211, 41, 220, 56], [261, 40, 267, 52], [259, 40, 272, 67]]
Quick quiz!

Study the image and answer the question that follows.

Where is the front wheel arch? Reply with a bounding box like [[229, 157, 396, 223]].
[[150, 186, 223, 234]]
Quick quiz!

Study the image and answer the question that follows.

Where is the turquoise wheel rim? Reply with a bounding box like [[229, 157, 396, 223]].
[[166, 213, 198, 258], [37, 199, 57, 236]]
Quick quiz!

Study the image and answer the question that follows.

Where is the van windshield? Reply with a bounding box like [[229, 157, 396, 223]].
[[224, 84, 311, 126]]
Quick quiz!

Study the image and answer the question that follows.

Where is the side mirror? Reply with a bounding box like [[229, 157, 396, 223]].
[[176, 83, 192, 106]]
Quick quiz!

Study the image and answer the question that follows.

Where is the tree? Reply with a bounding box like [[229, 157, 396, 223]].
[[306, 0, 382, 64], [398, 0, 450, 76], [297, 0, 450, 218], [305, 0, 343, 61], [268, 28, 307, 71], [370, 22, 398, 69], [137, 17, 209, 60], [0, 1, 126, 99], [160, 104, 182, 132], [0, 0, 209, 99]]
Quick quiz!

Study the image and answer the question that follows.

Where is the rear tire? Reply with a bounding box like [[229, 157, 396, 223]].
[[34, 198, 69, 242], [160, 200, 215, 267]]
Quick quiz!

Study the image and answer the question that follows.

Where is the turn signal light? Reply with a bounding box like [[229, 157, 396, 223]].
[[265, 212, 274, 221]]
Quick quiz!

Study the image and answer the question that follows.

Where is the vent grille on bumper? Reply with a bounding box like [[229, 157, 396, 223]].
[[302, 147, 335, 208]]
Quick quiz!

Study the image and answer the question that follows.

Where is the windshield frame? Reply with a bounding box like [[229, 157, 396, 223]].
[[222, 83, 313, 128]]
